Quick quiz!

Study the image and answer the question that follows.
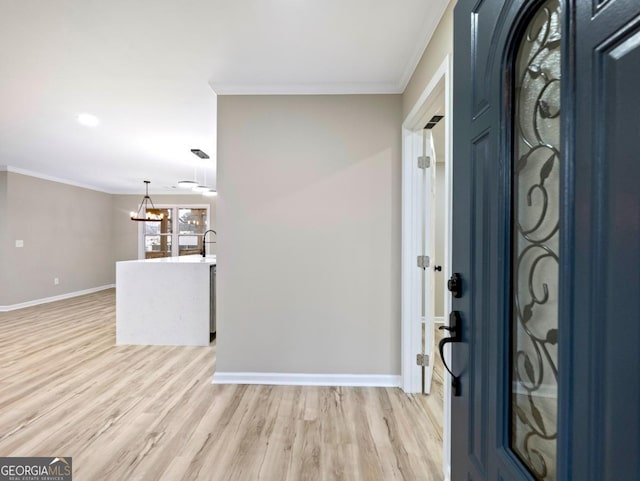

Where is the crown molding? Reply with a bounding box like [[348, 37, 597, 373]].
[[0, 165, 208, 196], [397, 0, 451, 92], [209, 80, 402, 96], [1, 165, 115, 194]]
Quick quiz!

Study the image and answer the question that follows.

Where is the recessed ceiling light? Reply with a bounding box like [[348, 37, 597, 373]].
[[77, 113, 100, 127], [202, 189, 218, 197], [192, 185, 210, 192]]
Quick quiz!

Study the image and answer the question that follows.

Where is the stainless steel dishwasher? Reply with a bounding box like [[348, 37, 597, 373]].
[[209, 265, 216, 336]]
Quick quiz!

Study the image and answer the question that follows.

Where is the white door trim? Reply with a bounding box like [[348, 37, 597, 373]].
[[400, 53, 453, 481], [401, 128, 424, 394]]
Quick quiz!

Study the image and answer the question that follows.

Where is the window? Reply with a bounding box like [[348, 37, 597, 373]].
[[138, 205, 211, 259]]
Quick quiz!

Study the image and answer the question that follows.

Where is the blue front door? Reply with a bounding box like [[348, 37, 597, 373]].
[[449, 0, 640, 480]]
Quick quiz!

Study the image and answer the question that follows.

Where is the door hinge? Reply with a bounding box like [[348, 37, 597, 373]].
[[418, 155, 431, 169], [416, 354, 429, 367], [417, 255, 430, 269]]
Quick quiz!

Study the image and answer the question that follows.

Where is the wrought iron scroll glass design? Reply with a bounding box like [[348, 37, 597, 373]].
[[510, 1, 561, 480]]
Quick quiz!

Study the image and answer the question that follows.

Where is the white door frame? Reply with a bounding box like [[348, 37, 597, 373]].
[[400, 54, 453, 481]]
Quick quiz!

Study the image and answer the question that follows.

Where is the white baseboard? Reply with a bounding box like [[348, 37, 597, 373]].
[[0, 284, 115, 312], [434, 316, 446, 324], [212, 372, 402, 388]]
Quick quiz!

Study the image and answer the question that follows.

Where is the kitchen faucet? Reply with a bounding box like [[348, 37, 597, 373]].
[[201, 229, 217, 258]]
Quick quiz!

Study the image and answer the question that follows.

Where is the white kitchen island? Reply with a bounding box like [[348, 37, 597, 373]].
[[116, 255, 216, 346]]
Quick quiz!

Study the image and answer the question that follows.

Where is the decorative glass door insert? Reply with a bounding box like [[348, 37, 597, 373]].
[[510, 1, 561, 480]]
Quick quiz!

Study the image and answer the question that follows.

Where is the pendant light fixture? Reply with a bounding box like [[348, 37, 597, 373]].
[[192, 161, 209, 192], [130, 180, 163, 221], [175, 149, 217, 196], [195, 159, 216, 197], [177, 148, 217, 195], [177, 179, 198, 189], [177, 164, 198, 189]]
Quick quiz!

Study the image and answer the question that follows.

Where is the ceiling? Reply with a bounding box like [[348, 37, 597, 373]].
[[0, 0, 449, 194]]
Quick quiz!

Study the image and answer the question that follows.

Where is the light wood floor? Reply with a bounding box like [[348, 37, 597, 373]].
[[0, 290, 443, 481]]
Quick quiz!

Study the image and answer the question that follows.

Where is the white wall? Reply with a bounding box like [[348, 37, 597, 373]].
[[434, 162, 446, 317], [216, 94, 402, 375]]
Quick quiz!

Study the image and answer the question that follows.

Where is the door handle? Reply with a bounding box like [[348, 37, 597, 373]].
[[439, 310, 462, 396]]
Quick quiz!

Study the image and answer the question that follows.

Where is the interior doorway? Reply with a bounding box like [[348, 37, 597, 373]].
[[421, 103, 448, 443], [401, 54, 453, 481]]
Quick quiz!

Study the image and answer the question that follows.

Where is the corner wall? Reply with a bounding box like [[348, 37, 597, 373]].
[[216, 94, 402, 376], [402, 1, 455, 119]]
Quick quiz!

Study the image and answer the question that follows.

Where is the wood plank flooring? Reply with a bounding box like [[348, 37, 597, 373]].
[[0, 290, 443, 481]]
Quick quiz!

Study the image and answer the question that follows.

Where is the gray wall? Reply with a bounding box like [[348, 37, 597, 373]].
[[112, 194, 217, 262], [0, 172, 217, 307], [0, 171, 7, 305], [216, 94, 402, 375], [1, 172, 114, 305]]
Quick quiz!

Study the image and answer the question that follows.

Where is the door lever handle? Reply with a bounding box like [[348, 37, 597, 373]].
[[438, 311, 462, 396]]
